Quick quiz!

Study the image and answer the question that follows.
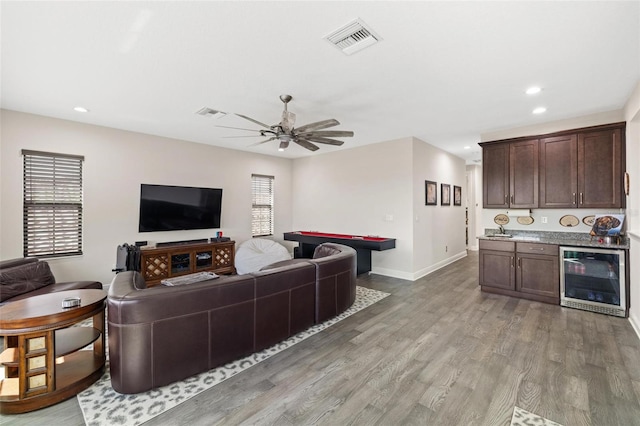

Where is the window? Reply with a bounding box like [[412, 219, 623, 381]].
[[23, 150, 84, 258], [251, 174, 274, 237]]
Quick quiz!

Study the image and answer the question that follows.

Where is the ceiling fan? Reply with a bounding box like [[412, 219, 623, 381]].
[[217, 95, 354, 152]]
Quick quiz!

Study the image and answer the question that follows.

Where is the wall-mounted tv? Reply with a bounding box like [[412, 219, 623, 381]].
[[139, 184, 222, 232]]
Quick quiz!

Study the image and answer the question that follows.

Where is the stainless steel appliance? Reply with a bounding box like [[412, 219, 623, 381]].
[[560, 246, 626, 317]]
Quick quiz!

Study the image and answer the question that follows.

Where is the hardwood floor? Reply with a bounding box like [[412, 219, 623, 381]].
[[3, 252, 640, 425]]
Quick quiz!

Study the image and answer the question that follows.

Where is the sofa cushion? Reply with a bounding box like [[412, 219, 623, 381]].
[[0, 257, 39, 270], [0, 261, 56, 302], [313, 244, 342, 259], [4, 280, 103, 303]]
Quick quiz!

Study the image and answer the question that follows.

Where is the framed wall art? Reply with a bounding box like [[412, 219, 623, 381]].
[[441, 184, 450, 206], [425, 180, 437, 205], [453, 185, 462, 206]]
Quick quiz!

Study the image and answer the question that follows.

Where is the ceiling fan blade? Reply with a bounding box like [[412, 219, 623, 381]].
[[294, 119, 340, 133], [298, 130, 354, 138], [215, 124, 262, 132], [249, 137, 276, 146], [234, 113, 272, 129], [221, 135, 265, 138], [294, 139, 320, 151], [304, 136, 345, 146]]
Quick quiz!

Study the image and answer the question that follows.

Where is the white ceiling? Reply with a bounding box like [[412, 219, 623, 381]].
[[2, 1, 639, 163]]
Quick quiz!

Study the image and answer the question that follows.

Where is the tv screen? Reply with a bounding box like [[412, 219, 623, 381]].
[[139, 184, 222, 232]]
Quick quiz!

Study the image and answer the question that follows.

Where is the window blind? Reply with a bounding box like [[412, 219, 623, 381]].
[[251, 174, 274, 237], [23, 150, 84, 257]]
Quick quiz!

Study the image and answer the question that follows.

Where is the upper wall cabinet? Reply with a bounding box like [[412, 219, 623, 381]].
[[578, 127, 625, 208], [482, 122, 625, 209], [482, 138, 538, 208]]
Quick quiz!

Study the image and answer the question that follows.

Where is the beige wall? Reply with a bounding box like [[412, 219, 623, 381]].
[[1, 110, 468, 284], [623, 80, 640, 335], [412, 138, 467, 278], [292, 138, 415, 278], [291, 137, 467, 280], [0, 110, 293, 286]]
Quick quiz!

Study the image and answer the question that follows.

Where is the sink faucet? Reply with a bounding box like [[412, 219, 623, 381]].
[[498, 225, 505, 235]]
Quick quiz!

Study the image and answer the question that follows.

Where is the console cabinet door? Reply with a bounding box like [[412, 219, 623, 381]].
[[578, 128, 624, 208], [539, 134, 578, 208], [516, 253, 559, 300], [483, 143, 510, 208], [509, 139, 539, 208], [479, 249, 515, 290]]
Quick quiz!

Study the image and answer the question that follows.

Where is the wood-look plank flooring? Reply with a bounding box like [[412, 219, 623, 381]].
[[3, 252, 640, 425]]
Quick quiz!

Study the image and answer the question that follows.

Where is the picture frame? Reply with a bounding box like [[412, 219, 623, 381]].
[[441, 184, 450, 206], [453, 185, 462, 206], [425, 180, 437, 205]]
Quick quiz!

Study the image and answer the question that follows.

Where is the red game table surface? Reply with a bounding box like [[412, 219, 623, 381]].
[[291, 231, 391, 242]]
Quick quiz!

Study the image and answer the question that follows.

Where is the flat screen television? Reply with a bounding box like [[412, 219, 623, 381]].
[[139, 184, 222, 232]]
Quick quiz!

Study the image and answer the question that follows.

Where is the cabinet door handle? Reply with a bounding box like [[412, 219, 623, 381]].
[[518, 257, 521, 268], [511, 256, 514, 267], [505, 194, 508, 204], [510, 194, 514, 204], [572, 193, 576, 205], [580, 192, 584, 205]]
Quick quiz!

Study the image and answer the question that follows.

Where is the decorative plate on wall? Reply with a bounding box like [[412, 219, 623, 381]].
[[517, 216, 534, 225], [494, 214, 509, 225], [559, 215, 580, 227], [582, 215, 596, 226]]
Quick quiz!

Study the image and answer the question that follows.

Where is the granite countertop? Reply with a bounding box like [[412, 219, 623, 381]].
[[479, 230, 630, 250]]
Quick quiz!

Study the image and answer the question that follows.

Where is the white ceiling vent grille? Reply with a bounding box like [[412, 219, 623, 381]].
[[324, 19, 381, 55], [196, 107, 226, 119]]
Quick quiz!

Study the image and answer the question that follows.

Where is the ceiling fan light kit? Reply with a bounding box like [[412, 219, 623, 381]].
[[211, 94, 354, 152]]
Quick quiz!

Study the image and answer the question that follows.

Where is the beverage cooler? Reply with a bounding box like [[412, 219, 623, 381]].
[[560, 247, 626, 317]]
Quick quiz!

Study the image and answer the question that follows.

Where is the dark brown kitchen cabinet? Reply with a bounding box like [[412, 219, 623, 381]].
[[578, 127, 624, 208], [479, 240, 515, 290], [539, 134, 577, 208], [482, 139, 538, 208], [515, 242, 559, 302], [482, 143, 509, 208], [540, 124, 625, 208], [479, 240, 559, 305]]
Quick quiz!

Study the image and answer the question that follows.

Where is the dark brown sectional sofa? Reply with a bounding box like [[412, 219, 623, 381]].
[[107, 243, 356, 394], [0, 257, 102, 304]]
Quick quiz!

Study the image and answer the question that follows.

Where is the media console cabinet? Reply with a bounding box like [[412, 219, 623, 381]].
[[140, 241, 236, 286]]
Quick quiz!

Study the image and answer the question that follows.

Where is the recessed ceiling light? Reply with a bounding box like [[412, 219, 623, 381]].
[[73, 106, 89, 113], [526, 86, 542, 95], [533, 107, 547, 114], [463, 146, 471, 150]]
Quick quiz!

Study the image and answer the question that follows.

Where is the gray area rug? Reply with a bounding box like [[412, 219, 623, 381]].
[[77, 286, 390, 426], [511, 406, 564, 426]]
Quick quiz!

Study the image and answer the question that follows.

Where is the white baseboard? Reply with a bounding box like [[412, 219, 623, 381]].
[[411, 250, 468, 281], [371, 250, 468, 282], [629, 308, 640, 341]]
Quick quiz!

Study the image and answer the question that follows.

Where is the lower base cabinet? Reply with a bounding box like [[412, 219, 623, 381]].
[[480, 240, 559, 304]]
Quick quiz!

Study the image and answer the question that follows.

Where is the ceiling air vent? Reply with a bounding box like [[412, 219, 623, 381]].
[[324, 19, 381, 55], [196, 107, 226, 119]]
